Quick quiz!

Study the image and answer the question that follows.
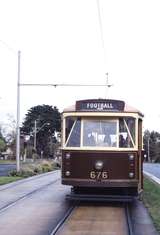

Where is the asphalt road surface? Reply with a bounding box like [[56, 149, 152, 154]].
[[143, 163, 160, 179], [0, 170, 72, 235], [0, 164, 16, 176], [0, 169, 158, 235]]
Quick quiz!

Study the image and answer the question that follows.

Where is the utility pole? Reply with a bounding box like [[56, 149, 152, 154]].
[[33, 121, 50, 151], [0, 40, 21, 172], [16, 50, 21, 172], [147, 136, 150, 162], [34, 120, 37, 150]]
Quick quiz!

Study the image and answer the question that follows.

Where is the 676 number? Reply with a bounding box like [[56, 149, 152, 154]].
[[90, 171, 108, 179]]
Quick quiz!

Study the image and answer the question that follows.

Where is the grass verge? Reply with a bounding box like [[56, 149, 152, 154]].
[[0, 160, 16, 164], [0, 160, 60, 186], [143, 177, 160, 232], [0, 176, 23, 185]]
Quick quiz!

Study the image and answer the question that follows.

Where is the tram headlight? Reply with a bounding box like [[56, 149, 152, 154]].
[[65, 171, 71, 176], [129, 172, 134, 178], [95, 161, 104, 170], [129, 154, 134, 161], [65, 153, 71, 159]]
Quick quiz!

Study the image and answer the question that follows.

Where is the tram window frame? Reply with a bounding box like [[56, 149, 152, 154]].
[[63, 115, 137, 150]]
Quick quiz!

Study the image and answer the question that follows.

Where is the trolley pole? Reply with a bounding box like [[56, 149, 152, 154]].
[[16, 50, 21, 172], [105, 73, 113, 98]]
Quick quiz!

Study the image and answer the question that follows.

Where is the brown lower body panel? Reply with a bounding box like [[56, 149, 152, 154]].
[[62, 178, 138, 187], [62, 150, 141, 198]]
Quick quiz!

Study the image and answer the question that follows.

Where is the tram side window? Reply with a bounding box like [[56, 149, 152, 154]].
[[119, 117, 135, 148], [65, 117, 81, 147]]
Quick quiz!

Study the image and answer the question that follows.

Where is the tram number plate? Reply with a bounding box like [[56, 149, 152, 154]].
[[89, 171, 108, 180]]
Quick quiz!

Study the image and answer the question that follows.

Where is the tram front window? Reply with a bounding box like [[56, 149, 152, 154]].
[[83, 120, 117, 147], [64, 116, 136, 148]]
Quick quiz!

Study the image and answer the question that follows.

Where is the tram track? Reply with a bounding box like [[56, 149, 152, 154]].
[[51, 202, 134, 235], [50, 204, 77, 235], [0, 175, 73, 235], [0, 174, 60, 214], [125, 203, 134, 235]]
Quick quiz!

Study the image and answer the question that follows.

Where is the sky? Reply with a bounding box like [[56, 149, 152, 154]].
[[0, 0, 160, 132]]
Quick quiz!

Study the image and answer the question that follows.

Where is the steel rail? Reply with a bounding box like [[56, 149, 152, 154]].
[[125, 203, 134, 235], [0, 170, 59, 192], [0, 178, 60, 214], [50, 204, 77, 235]]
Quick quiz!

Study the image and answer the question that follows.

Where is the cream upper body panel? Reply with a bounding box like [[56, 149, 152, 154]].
[[61, 99, 143, 151]]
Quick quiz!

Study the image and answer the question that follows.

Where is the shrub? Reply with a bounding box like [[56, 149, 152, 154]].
[[9, 159, 58, 178], [9, 169, 36, 178], [33, 166, 43, 174], [41, 160, 53, 172]]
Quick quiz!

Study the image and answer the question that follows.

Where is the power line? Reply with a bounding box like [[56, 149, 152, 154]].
[[19, 83, 107, 87], [96, 0, 113, 99], [96, 0, 105, 57], [96, 0, 107, 69]]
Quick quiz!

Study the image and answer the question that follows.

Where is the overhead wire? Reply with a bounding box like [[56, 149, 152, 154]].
[[0, 4, 112, 93], [96, 0, 106, 64], [20, 83, 107, 87], [96, 0, 113, 97], [19, 2, 112, 93]]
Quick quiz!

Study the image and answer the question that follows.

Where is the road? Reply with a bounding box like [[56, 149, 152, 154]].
[[0, 167, 158, 235], [143, 163, 160, 179], [0, 164, 16, 176], [0, 170, 72, 235]]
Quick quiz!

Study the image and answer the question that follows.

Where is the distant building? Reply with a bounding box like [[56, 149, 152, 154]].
[[1, 147, 13, 160]]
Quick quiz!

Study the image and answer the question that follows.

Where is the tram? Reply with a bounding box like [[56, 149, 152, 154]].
[[61, 99, 144, 201]]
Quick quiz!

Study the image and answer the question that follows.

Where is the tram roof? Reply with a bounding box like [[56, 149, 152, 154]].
[[63, 99, 144, 117]]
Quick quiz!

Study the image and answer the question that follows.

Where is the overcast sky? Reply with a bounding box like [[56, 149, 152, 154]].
[[0, 0, 160, 131]]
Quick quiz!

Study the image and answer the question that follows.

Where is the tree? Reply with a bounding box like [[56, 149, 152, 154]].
[[21, 105, 61, 158], [0, 126, 6, 153], [1, 115, 16, 158], [3, 115, 16, 144], [143, 130, 150, 161], [150, 131, 160, 162], [0, 139, 6, 152], [143, 130, 160, 162]]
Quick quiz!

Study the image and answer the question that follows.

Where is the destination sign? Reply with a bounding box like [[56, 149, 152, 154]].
[[76, 99, 125, 112]]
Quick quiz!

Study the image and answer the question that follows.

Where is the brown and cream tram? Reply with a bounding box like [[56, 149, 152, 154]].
[[61, 99, 144, 201]]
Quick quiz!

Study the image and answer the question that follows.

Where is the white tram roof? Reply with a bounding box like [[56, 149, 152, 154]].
[[63, 99, 144, 117]]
